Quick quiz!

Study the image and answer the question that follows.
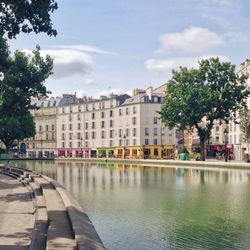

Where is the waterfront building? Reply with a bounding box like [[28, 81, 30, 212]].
[[229, 59, 250, 160], [55, 84, 177, 159], [22, 94, 77, 158]]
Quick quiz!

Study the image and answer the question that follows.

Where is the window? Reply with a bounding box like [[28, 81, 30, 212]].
[[77, 132, 81, 139], [154, 128, 158, 136], [101, 111, 105, 118], [126, 129, 129, 137], [78, 142, 81, 147], [70, 106, 72, 113], [92, 131, 95, 139], [92, 122, 95, 129], [101, 121, 105, 128], [133, 128, 136, 136], [69, 124, 72, 130], [62, 107, 65, 113], [133, 106, 136, 114], [78, 123, 81, 130], [52, 125, 55, 131], [39, 125, 42, 131], [216, 136, 219, 143], [62, 133, 65, 140], [216, 126, 219, 132], [145, 128, 149, 136], [102, 102, 105, 109], [52, 133, 55, 140], [132, 117, 136, 125], [119, 140, 122, 146], [132, 149, 137, 155], [145, 139, 149, 145], [110, 130, 114, 138], [110, 120, 113, 127], [92, 112, 95, 119], [85, 132, 88, 139], [62, 142, 65, 148], [62, 124, 65, 131], [46, 125, 49, 131], [119, 109, 122, 116], [69, 133, 73, 140], [153, 117, 158, 124], [126, 108, 129, 115], [133, 139, 136, 146], [92, 103, 95, 110], [69, 142, 72, 148], [126, 139, 129, 146], [119, 129, 122, 137], [78, 105, 81, 112], [77, 114, 81, 121], [85, 122, 88, 129], [110, 110, 113, 117], [101, 131, 105, 139], [154, 148, 158, 156], [69, 114, 72, 121], [110, 140, 113, 147], [154, 139, 157, 145]]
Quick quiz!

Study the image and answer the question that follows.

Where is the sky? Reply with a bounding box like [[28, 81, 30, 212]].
[[8, 0, 250, 98]]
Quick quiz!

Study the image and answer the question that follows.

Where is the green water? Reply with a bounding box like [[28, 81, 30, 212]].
[[7, 160, 250, 250]]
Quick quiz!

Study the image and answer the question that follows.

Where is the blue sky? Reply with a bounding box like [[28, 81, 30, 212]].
[[8, 0, 250, 97]]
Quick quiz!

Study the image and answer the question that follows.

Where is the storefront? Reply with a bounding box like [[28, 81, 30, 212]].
[[56, 148, 91, 158], [97, 147, 115, 158]]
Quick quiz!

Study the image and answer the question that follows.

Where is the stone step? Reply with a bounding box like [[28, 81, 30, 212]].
[[33, 176, 77, 250]]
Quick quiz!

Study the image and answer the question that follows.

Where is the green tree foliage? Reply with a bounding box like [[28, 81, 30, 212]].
[[0, 0, 58, 38], [0, 37, 53, 151], [159, 58, 250, 161]]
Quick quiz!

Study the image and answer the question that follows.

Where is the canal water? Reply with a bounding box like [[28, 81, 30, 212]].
[[8, 160, 250, 249]]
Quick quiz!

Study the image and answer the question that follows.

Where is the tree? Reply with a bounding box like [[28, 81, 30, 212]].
[[0, 0, 58, 39], [239, 107, 250, 156], [159, 57, 250, 161], [0, 37, 53, 152]]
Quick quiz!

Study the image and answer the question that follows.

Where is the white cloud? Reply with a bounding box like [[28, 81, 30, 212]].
[[145, 55, 229, 73], [23, 48, 93, 79], [158, 26, 223, 55], [54, 44, 114, 55]]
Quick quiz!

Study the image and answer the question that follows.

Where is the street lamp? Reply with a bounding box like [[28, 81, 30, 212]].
[[123, 134, 126, 159], [224, 128, 229, 162]]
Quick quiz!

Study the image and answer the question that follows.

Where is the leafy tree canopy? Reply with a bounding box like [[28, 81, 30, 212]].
[[0, 37, 53, 151], [159, 57, 250, 160], [0, 0, 58, 38]]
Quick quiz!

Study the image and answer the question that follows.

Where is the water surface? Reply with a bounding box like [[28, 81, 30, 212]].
[[8, 160, 250, 250]]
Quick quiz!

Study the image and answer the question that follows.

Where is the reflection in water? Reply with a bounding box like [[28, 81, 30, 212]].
[[8, 160, 250, 250]]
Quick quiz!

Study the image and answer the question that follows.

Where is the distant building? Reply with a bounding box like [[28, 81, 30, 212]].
[[17, 83, 177, 159]]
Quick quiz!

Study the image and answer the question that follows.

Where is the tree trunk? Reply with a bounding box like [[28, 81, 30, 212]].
[[200, 139, 206, 161]]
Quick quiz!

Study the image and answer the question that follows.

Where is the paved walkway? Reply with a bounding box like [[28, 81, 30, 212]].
[[0, 174, 34, 250]]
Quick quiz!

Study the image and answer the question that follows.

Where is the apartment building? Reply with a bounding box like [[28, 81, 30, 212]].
[[22, 94, 77, 158], [229, 59, 250, 160], [55, 84, 177, 159]]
